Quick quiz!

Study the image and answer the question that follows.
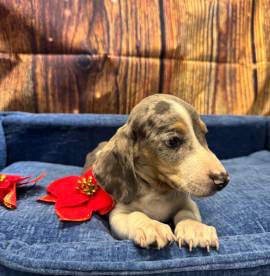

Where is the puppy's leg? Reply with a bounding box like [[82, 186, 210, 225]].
[[174, 198, 219, 252], [109, 204, 175, 249]]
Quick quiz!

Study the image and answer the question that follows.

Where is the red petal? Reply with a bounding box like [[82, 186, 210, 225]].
[[29, 172, 46, 183], [55, 202, 92, 221], [0, 189, 9, 201], [17, 172, 46, 188], [47, 176, 81, 197], [4, 175, 25, 183], [55, 189, 89, 207], [37, 194, 57, 203], [87, 187, 114, 213], [3, 183, 16, 209], [0, 180, 12, 189], [98, 204, 115, 215]]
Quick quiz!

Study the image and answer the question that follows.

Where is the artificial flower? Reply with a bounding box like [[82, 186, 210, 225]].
[[0, 173, 44, 208], [38, 169, 114, 221]]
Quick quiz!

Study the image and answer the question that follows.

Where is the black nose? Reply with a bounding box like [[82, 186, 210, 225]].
[[210, 172, 230, 191]]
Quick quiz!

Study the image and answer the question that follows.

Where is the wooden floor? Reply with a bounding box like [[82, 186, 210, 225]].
[[0, 0, 270, 115]]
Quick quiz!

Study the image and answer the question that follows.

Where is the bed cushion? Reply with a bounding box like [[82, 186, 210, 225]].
[[2, 113, 268, 167], [0, 151, 270, 275]]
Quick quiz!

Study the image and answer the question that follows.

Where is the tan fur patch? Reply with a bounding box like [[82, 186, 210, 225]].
[[171, 121, 188, 135], [199, 119, 208, 134], [135, 143, 181, 195]]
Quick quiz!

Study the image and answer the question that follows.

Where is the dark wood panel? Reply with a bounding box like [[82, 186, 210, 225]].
[[0, 0, 270, 115], [0, 54, 161, 113], [0, 0, 162, 56], [0, 53, 35, 112]]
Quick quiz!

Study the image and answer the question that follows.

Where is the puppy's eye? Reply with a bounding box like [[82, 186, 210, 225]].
[[165, 136, 183, 149]]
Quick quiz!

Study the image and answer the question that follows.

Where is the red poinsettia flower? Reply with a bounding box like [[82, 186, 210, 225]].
[[0, 173, 44, 209], [38, 169, 114, 222]]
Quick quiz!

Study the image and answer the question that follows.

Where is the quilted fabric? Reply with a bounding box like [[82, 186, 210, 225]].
[[0, 150, 270, 275]]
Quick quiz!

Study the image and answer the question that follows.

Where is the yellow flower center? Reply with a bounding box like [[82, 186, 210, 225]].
[[76, 176, 98, 196], [0, 174, 6, 182]]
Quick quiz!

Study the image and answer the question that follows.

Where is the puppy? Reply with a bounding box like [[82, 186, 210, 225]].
[[82, 94, 229, 251]]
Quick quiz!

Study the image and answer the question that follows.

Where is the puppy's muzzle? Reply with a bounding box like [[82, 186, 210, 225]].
[[209, 172, 230, 191]]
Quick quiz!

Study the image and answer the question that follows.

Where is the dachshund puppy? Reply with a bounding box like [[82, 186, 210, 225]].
[[82, 94, 229, 251]]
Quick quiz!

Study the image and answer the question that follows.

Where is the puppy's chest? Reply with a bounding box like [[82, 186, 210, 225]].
[[131, 190, 184, 221]]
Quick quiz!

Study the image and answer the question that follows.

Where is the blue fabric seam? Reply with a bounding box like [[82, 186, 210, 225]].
[[1, 254, 270, 275]]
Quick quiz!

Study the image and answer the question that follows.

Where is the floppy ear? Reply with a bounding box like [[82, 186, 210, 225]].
[[93, 124, 138, 204], [81, 141, 107, 175]]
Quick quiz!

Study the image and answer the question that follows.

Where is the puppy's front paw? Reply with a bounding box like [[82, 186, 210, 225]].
[[175, 219, 219, 252], [130, 220, 175, 249]]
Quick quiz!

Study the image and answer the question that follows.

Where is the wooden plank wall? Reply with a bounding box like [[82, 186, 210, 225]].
[[0, 0, 270, 115]]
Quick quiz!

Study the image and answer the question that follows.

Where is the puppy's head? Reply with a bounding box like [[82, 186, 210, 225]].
[[128, 94, 229, 197], [94, 94, 229, 203]]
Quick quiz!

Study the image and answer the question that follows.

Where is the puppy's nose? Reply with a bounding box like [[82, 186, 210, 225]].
[[210, 172, 230, 191]]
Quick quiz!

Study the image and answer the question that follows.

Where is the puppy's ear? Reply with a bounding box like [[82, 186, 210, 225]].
[[93, 124, 138, 204]]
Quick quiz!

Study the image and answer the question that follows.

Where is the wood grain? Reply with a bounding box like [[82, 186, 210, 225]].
[[0, 0, 270, 114]]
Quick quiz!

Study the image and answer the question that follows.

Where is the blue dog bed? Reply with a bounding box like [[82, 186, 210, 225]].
[[0, 112, 270, 275]]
